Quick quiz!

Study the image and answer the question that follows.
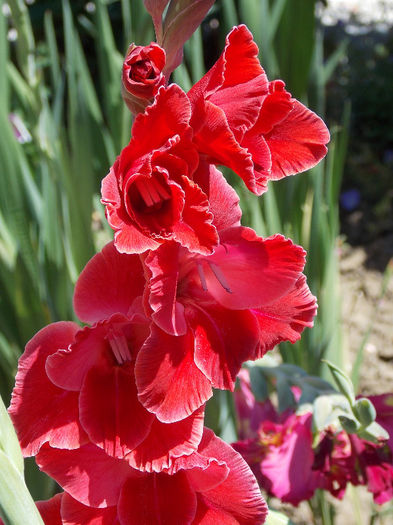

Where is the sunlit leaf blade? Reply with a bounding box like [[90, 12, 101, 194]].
[[0, 395, 23, 474], [265, 509, 296, 525], [323, 359, 355, 405], [0, 450, 43, 525]]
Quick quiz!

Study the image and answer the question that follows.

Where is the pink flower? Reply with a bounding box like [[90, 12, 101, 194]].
[[122, 43, 166, 115], [234, 369, 279, 440], [368, 393, 393, 451], [9, 243, 203, 473], [188, 25, 330, 195], [350, 435, 393, 505], [234, 412, 320, 505], [313, 430, 359, 499], [102, 85, 218, 255], [35, 429, 268, 524]]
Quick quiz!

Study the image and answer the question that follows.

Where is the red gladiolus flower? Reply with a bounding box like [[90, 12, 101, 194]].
[[9, 243, 204, 473], [122, 43, 166, 115], [35, 428, 268, 524], [188, 25, 330, 195], [134, 168, 316, 422], [102, 84, 218, 255]]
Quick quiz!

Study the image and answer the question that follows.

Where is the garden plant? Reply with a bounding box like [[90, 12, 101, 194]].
[[0, 1, 392, 524]]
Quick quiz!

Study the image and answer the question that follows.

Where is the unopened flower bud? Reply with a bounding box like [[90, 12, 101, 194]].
[[121, 43, 166, 115], [162, 0, 215, 76]]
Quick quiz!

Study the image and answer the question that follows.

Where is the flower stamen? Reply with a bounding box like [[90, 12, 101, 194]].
[[135, 177, 171, 208], [196, 261, 232, 294], [208, 262, 232, 294], [108, 331, 132, 365], [197, 262, 208, 291]]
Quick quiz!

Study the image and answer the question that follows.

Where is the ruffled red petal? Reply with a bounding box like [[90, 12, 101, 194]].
[[46, 315, 148, 391], [145, 242, 187, 336], [250, 81, 292, 136], [135, 325, 213, 423], [73, 242, 145, 324], [196, 430, 268, 524], [188, 26, 269, 195], [9, 322, 86, 456], [128, 407, 204, 473], [189, 25, 267, 138], [204, 228, 307, 310], [46, 322, 110, 392], [36, 443, 131, 508], [265, 97, 330, 180], [193, 498, 239, 525], [252, 274, 317, 358], [238, 132, 271, 194], [172, 175, 218, 255], [192, 100, 258, 194], [189, 304, 259, 391], [114, 220, 162, 254], [193, 162, 242, 231], [121, 85, 192, 165]]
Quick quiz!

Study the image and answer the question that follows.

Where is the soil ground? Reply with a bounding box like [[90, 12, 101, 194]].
[[340, 238, 393, 395]]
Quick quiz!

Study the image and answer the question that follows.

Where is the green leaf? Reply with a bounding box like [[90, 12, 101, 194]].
[[44, 10, 61, 92], [357, 422, 389, 443], [265, 508, 295, 524], [274, 0, 316, 98], [0, 450, 43, 525], [248, 367, 268, 402], [94, 0, 124, 149], [338, 415, 360, 434], [7, 0, 37, 84], [276, 374, 295, 413], [0, 395, 23, 474], [221, 0, 239, 34], [275, 363, 307, 378], [0, 0, 10, 111], [323, 360, 355, 405], [321, 38, 349, 85], [313, 393, 352, 432], [353, 398, 376, 427]]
